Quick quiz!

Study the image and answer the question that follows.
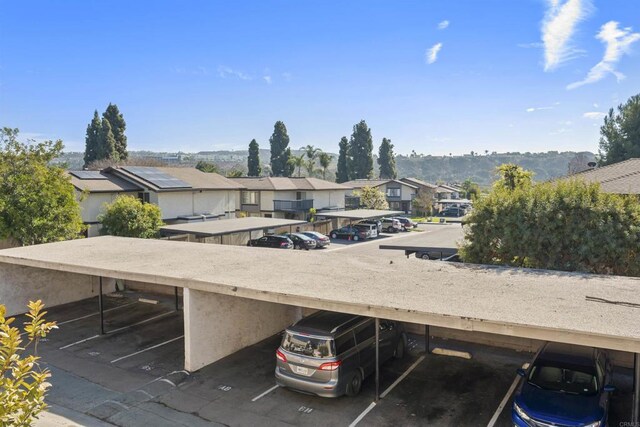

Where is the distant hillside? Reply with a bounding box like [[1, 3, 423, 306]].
[[55, 149, 594, 186], [396, 151, 595, 186]]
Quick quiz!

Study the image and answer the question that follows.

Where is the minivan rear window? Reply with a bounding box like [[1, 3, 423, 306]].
[[281, 332, 334, 358]]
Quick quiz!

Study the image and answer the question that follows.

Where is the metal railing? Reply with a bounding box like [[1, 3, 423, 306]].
[[273, 199, 314, 212]]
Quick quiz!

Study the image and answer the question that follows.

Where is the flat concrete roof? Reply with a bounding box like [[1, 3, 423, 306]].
[[159, 217, 307, 237], [2, 236, 640, 353], [317, 209, 404, 220]]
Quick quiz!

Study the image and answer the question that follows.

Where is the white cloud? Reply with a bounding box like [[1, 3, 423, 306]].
[[567, 21, 640, 89], [282, 72, 292, 81], [583, 111, 606, 119], [541, 0, 592, 71], [217, 66, 252, 80], [593, 102, 599, 108], [437, 20, 449, 30], [526, 106, 554, 112], [263, 75, 272, 84], [426, 43, 443, 64]]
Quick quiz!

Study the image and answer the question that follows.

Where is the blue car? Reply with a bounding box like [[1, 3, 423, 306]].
[[512, 342, 615, 427]]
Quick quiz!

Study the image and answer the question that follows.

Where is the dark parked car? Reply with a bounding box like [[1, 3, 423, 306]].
[[329, 226, 368, 241], [301, 231, 331, 248], [393, 217, 417, 231], [275, 311, 406, 397], [358, 219, 382, 233], [283, 233, 317, 250], [439, 207, 466, 217], [247, 235, 293, 249], [512, 342, 614, 427]]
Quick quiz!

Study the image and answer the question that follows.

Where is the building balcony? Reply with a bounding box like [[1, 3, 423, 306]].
[[273, 199, 314, 212], [345, 196, 361, 210]]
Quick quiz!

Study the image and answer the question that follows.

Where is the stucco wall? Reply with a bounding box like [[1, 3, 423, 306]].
[[183, 288, 299, 371], [79, 191, 139, 223], [0, 264, 115, 316], [312, 190, 346, 210]]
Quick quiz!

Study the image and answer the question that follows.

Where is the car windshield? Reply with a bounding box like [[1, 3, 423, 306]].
[[528, 364, 598, 395], [292, 233, 312, 240], [281, 332, 334, 358], [303, 232, 322, 238]]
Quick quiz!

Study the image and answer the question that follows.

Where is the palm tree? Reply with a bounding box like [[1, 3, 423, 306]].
[[302, 145, 320, 178], [318, 152, 333, 180], [304, 159, 317, 177], [288, 154, 305, 177]]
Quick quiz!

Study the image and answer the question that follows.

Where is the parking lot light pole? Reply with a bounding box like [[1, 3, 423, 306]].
[[375, 317, 380, 402], [98, 276, 105, 335], [634, 352, 640, 422]]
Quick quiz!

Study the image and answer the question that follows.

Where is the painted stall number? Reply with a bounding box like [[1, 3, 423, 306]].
[[298, 406, 313, 414], [217, 385, 232, 392]]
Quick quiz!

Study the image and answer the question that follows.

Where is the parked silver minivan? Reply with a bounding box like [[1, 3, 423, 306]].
[[275, 311, 406, 397]]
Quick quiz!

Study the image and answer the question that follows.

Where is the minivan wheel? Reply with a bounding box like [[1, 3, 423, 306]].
[[331, 233, 337, 239], [353, 235, 360, 241], [394, 336, 405, 359], [345, 371, 362, 397]]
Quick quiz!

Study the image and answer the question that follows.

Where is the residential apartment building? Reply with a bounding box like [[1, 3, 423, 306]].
[[563, 158, 640, 195], [69, 166, 244, 236], [231, 177, 352, 220], [342, 179, 418, 213]]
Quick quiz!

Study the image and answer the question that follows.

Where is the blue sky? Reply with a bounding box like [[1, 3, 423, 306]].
[[1, 1, 639, 156]]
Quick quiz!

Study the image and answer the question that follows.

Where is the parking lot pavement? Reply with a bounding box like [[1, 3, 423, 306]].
[[28, 291, 635, 426]]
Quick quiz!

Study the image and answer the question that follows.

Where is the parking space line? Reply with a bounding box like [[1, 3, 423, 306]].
[[251, 384, 279, 402], [110, 335, 184, 364], [486, 373, 521, 427], [58, 311, 176, 350], [349, 402, 377, 427], [56, 302, 138, 326], [380, 354, 426, 399], [59, 334, 101, 350]]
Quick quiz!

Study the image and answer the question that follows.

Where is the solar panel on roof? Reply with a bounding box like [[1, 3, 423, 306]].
[[69, 171, 108, 180], [122, 166, 192, 189]]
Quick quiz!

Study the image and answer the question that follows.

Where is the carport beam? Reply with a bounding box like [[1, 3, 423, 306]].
[[634, 352, 640, 422], [375, 317, 380, 402], [425, 324, 430, 353], [98, 276, 104, 335]]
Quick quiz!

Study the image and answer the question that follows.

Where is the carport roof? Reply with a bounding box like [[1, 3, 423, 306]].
[[317, 209, 404, 220], [2, 236, 640, 353], [159, 217, 307, 237]]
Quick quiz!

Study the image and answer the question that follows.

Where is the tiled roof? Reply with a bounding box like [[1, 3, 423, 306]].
[[401, 177, 438, 189], [108, 167, 245, 191], [67, 171, 143, 193], [342, 179, 418, 189], [565, 158, 640, 194], [231, 177, 351, 191]]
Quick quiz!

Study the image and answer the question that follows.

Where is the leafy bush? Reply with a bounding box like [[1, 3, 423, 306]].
[[98, 195, 164, 238], [460, 179, 640, 276], [1, 300, 57, 425], [355, 186, 389, 210]]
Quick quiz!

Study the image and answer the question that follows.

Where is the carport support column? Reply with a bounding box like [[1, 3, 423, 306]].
[[98, 276, 104, 335], [375, 317, 380, 402], [634, 352, 640, 422], [424, 324, 430, 353], [175, 287, 180, 311]]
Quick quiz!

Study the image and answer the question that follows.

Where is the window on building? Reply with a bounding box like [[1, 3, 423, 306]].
[[241, 191, 259, 205], [296, 191, 306, 200], [386, 188, 401, 197], [138, 192, 150, 203]]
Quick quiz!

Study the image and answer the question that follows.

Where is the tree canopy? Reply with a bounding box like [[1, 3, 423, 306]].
[[598, 94, 640, 166], [83, 111, 101, 167], [348, 120, 374, 179], [460, 176, 640, 277], [103, 103, 128, 161], [318, 152, 333, 180], [0, 128, 84, 246], [356, 186, 389, 210], [336, 136, 350, 183], [195, 160, 219, 173], [247, 139, 261, 176], [98, 195, 163, 238], [377, 137, 397, 179], [493, 163, 533, 191], [269, 121, 292, 177], [1, 300, 57, 425]]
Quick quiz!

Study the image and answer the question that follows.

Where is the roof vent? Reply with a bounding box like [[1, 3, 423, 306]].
[[587, 161, 597, 168]]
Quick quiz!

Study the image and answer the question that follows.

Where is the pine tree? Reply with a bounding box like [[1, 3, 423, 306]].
[[336, 136, 350, 183], [377, 137, 397, 179], [103, 103, 128, 161], [269, 121, 292, 176], [96, 118, 118, 162], [83, 111, 102, 168], [247, 139, 261, 176], [347, 120, 374, 179]]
